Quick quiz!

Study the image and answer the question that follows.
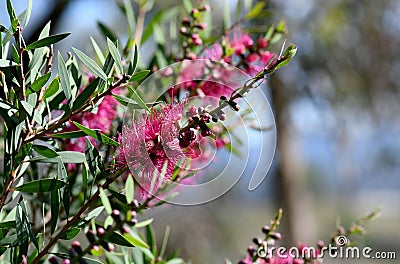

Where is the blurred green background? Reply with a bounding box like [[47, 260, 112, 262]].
[[1, 0, 399, 263]]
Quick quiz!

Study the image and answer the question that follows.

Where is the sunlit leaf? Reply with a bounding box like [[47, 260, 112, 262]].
[[25, 33, 70, 50], [72, 47, 108, 81]]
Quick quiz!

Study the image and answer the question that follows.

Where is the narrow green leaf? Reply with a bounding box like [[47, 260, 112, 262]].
[[0, 59, 18, 67], [50, 190, 59, 234], [107, 38, 123, 74], [99, 188, 112, 215], [6, 0, 17, 31], [135, 218, 153, 228], [127, 84, 150, 112], [72, 78, 100, 111], [72, 47, 108, 81], [85, 139, 102, 177], [59, 227, 80, 240], [57, 52, 73, 108], [27, 72, 51, 95], [245, 1, 266, 19], [15, 205, 28, 261], [90, 37, 105, 65], [43, 78, 60, 100], [59, 151, 86, 163], [97, 22, 117, 42], [83, 206, 104, 221], [73, 121, 120, 147], [15, 179, 66, 193], [125, 175, 135, 204], [123, 232, 149, 249], [146, 225, 157, 255], [106, 232, 134, 247], [33, 144, 58, 158], [82, 163, 88, 201], [24, 0, 33, 27], [25, 33, 70, 50], [123, 0, 135, 34], [47, 130, 87, 139], [63, 183, 70, 216], [20, 202, 39, 250], [182, 0, 193, 13]]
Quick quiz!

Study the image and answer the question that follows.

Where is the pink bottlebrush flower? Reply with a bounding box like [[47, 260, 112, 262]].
[[120, 101, 200, 200]]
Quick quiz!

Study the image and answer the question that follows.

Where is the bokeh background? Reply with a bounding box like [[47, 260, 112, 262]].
[[1, 0, 399, 263]]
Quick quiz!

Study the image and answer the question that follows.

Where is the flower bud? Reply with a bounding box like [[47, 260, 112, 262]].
[[61, 260, 71, 264], [191, 8, 199, 16], [112, 209, 121, 222], [97, 227, 105, 236], [101, 241, 115, 252], [180, 27, 188, 35], [49, 256, 59, 264], [252, 237, 262, 246], [86, 229, 96, 243], [71, 241, 83, 254], [270, 232, 282, 240], [201, 5, 210, 11], [262, 225, 270, 234], [181, 17, 190, 25]]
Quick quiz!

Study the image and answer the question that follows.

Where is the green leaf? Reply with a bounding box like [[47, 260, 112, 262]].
[[43, 78, 60, 100], [0, 59, 18, 67], [99, 188, 112, 215], [59, 151, 86, 163], [97, 21, 118, 42], [50, 190, 59, 234], [27, 72, 51, 95], [141, 8, 179, 44], [15, 179, 66, 193], [146, 225, 157, 255], [20, 202, 39, 250], [275, 44, 297, 70], [0, 234, 17, 246], [59, 227, 80, 240], [72, 78, 100, 111], [32, 144, 58, 158], [182, 0, 193, 13], [105, 232, 134, 247], [152, 24, 165, 45], [72, 121, 120, 147], [53, 253, 103, 264], [125, 175, 135, 204], [85, 139, 102, 177], [25, 33, 70, 50], [24, 0, 33, 27], [6, 0, 17, 32], [82, 162, 88, 201], [123, 232, 149, 249], [15, 206, 28, 260], [127, 84, 150, 112], [90, 37, 105, 65], [245, 2, 266, 19], [107, 38, 123, 74], [72, 47, 108, 81], [63, 182, 70, 216], [135, 218, 153, 228], [57, 52, 73, 108], [47, 130, 87, 139], [123, 0, 135, 34], [83, 206, 104, 221]]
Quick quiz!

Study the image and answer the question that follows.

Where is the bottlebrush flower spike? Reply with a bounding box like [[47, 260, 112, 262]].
[[120, 101, 200, 200]]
